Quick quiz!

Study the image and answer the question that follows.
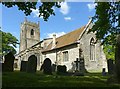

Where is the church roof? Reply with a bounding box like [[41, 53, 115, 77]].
[[42, 26, 86, 53]]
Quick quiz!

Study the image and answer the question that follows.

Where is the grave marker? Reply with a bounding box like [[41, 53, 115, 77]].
[[20, 61, 28, 72], [3, 52, 15, 72], [40, 58, 52, 75], [27, 55, 37, 73]]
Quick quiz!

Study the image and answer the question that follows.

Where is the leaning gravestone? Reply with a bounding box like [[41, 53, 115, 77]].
[[107, 59, 114, 75], [27, 55, 37, 73], [40, 58, 52, 75], [3, 52, 15, 72], [20, 61, 28, 72]]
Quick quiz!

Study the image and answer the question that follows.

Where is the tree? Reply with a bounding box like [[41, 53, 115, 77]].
[[1, 1, 62, 21], [1, 30, 19, 56], [91, 2, 120, 41], [103, 43, 115, 60], [91, 2, 120, 82]]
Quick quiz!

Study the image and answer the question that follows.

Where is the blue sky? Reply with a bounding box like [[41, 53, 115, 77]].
[[1, 2, 96, 53]]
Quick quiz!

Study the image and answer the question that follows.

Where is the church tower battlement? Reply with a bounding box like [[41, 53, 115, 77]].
[[19, 18, 40, 52]]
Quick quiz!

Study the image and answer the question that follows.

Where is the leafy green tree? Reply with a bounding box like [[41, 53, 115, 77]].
[[91, 2, 120, 41], [103, 44, 115, 60], [91, 2, 120, 82], [1, 1, 62, 21], [1, 30, 19, 56], [91, 2, 120, 59]]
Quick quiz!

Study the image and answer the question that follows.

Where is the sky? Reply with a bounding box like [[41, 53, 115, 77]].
[[1, 1, 96, 53]]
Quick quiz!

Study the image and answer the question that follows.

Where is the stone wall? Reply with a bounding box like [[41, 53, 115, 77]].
[[79, 24, 107, 72], [43, 44, 79, 71]]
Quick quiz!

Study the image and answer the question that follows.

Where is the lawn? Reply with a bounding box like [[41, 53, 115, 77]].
[[2, 71, 120, 88]]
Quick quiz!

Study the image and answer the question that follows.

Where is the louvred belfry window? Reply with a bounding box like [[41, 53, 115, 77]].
[[31, 29, 34, 35]]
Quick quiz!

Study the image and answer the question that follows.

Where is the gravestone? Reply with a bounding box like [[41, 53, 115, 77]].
[[27, 55, 37, 73], [74, 57, 84, 76], [107, 59, 114, 74], [40, 58, 52, 75], [102, 68, 106, 76], [79, 57, 85, 74], [3, 52, 15, 72], [52, 64, 56, 72], [20, 61, 28, 72], [57, 65, 67, 74]]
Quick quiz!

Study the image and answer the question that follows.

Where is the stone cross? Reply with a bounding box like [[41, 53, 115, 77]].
[[74, 58, 80, 72]]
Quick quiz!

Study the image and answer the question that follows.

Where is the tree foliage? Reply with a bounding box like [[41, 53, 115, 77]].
[[103, 43, 115, 60], [1, 30, 19, 55], [92, 2, 120, 40], [92, 1, 120, 82], [2, 1, 62, 21], [91, 2, 120, 60]]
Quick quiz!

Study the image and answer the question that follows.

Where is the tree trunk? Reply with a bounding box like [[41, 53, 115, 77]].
[[115, 35, 120, 82]]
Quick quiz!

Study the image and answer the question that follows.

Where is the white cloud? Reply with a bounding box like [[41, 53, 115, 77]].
[[87, 3, 97, 11], [64, 17, 72, 21], [52, 6, 55, 11], [31, 8, 44, 18], [60, 2, 70, 15], [31, 8, 39, 17], [46, 32, 66, 38]]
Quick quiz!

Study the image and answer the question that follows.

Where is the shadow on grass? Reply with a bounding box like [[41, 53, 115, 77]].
[[2, 71, 120, 87]]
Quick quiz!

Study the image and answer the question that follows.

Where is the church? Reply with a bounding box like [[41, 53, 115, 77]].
[[16, 18, 107, 72]]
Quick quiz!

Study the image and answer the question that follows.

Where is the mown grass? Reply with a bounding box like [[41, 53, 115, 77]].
[[2, 71, 120, 87]]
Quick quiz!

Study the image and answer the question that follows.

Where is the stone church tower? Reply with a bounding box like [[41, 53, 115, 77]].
[[19, 18, 40, 52]]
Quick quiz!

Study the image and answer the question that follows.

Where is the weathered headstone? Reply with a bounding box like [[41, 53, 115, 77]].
[[3, 52, 15, 72], [52, 64, 56, 72], [102, 68, 106, 76], [57, 65, 67, 74], [20, 61, 28, 72], [40, 58, 52, 75], [27, 55, 37, 73], [79, 57, 85, 74], [107, 59, 114, 74]]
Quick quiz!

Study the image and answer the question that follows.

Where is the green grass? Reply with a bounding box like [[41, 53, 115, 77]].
[[2, 71, 120, 87]]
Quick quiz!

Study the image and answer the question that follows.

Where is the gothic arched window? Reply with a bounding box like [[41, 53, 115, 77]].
[[31, 29, 34, 35], [90, 38, 95, 61]]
